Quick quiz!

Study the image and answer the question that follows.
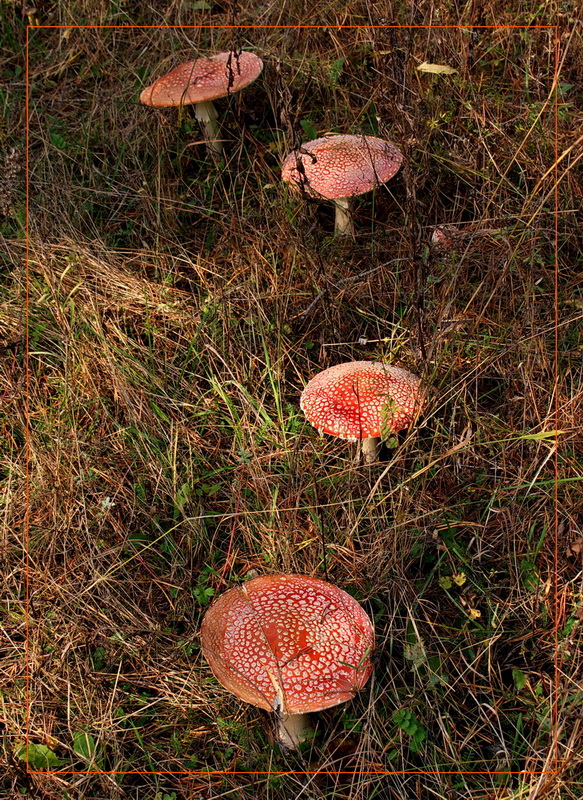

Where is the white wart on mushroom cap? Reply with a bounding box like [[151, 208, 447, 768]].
[[200, 574, 374, 715], [300, 361, 425, 441], [281, 134, 403, 200], [139, 50, 264, 107]]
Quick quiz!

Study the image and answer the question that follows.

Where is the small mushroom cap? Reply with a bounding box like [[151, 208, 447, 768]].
[[430, 226, 456, 250], [140, 50, 263, 107], [300, 361, 425, 441], [201, 574, 374, 715], [281, 134, 403, 200]]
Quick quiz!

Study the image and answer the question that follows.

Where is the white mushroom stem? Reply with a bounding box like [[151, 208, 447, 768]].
[[277, 712, 312, 750], [333, 197, 354, 236], [194, 100, 223, 156], [361, 436, 381, 464]]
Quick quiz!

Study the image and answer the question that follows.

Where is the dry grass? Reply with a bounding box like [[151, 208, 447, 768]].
[[1, 3, 582, 799]]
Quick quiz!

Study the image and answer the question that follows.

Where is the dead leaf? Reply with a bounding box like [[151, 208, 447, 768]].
[[567, 537, 583, 556], [404, 640, 427, 667], [417, 62, 458, 76]]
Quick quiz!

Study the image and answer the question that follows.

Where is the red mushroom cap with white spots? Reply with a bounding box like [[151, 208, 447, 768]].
[[140, 51, 263, 107], [201, 574, 374, 715], [281, 135, 403, 200], [430, 226, 456, 250], [300, 361, 425, 441]]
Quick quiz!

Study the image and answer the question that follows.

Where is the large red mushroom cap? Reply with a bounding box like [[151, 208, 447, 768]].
[[201, 574, 374, 715], [140, 50, 263, 107], [281, 134, 403, 200], [300, 361, 425, 441]]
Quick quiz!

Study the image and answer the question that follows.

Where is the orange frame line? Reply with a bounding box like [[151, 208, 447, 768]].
[[28, 24, 556, 28], [24, 22, 562, 780]]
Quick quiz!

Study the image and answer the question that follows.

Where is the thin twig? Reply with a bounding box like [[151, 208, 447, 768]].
[[296, 258, 408, 318]]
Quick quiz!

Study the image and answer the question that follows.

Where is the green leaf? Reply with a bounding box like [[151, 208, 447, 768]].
[[192, 585, 215, 605], [128, 530, 153, 546], [174, 483, 191, 510], [329, 57, 346, 83], [512, 668, 527, 691], [518, 429, 563, 440], [380, 397, 401, 440], [403, 719, 418, 735], [409, 726, 427, 752], [15, 743, 62, 769], [150, 402, 171, 423], [49, 131, 67, 149], [520, 557, 540, 592], [404, 640, 427, 668], [199, 482, 223, 496], [394, 708, 415, 728], [393, 707, 427, 751], [300, 119, 318, 141], [393, 709, 408, 727], [384, 434, 398, 449], [72, 730, 97, 761], [341, 713, 362, 732], [90, 645, 107, 671]]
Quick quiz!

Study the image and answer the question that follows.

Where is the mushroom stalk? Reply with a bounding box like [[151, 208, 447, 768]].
[[277, 712, 312, 750], [194, 100, 223, 156], [140, 52, 263, 161], [361, 436, 380, 464], [333, 197, 354, 236], [282, 136, 403, 236]]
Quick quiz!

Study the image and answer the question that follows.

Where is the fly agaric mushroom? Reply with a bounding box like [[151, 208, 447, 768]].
[[281, 134, 403, 235], [300, 360, 425, 464], [140, 50, 263, 156], [430, 226, 455, 251], [201, 574, 374, 749]]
